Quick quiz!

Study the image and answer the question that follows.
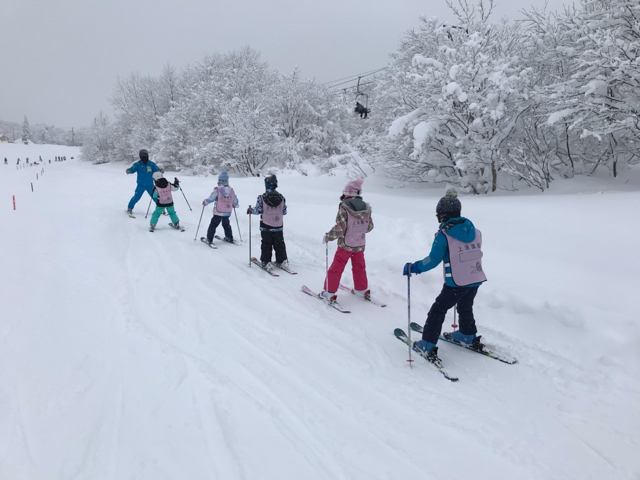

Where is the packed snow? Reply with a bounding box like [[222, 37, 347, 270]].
[[1, 143, 639, 480]]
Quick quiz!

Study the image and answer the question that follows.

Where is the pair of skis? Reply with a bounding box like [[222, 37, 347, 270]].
[[215, 235, 240, 245], [300, 284, 386, 313], [200, 236, 241, 249], [395, 322, 517, 382], [200, 237, 218, 249], [409, 322, 517, 365], [150, 223, 185, 232], [394, 329, 459, 381], [250, 257, 298, 277], [338, 284, 386, 307]]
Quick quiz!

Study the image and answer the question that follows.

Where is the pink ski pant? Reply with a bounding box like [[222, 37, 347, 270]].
[[324, 247, 368, 293]]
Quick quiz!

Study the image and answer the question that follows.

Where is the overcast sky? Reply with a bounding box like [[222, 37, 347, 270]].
[[0, 0, 568, 129]]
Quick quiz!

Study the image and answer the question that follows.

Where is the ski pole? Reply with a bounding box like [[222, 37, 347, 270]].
[[452, 307, 458, 332], [324, 239, 329, 292], [145, 196, 153, 219], [407, 266, 414, 368], [233, 207, 243, 242], [194, 204, 205, 242], [179, 186, 192, 211], [248, 210, 252, 266]]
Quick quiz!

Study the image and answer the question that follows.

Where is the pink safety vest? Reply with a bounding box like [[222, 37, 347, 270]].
[[157, 184, 173, 205], [215, 187, 235, 214], [442, 229, 487, 286], [262, 198, 284, 227], [344, 210, 370, 248]]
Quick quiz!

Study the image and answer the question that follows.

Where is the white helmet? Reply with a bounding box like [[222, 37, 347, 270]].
[[152, 171, 164, 181]]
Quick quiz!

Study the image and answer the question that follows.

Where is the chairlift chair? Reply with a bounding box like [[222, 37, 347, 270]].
[[354, 76, 371, 119]]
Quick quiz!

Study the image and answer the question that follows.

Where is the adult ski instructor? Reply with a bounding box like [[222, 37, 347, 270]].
[[126, 149, 161, 215], [403, 189, 487, 359]]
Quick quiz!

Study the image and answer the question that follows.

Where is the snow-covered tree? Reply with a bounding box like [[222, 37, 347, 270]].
[[81, 112, 114, 164], [266, 69, 353, 167], [22, 116, 30, 144], [545, 0, 640, 177], [78, 3, 639, 189], [378, 0, 534, 192]]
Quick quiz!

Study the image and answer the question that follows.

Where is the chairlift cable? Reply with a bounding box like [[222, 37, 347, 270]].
[[331, 80, 375, 92], [322, 67, 384, 86], [323, 67, 388, 87]]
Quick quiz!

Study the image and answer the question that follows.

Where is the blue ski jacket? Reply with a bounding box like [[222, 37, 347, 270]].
[[128, 160, 160, 187], [412, 217, 483, 288]]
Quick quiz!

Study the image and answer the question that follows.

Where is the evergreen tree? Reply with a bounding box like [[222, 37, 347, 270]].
[[22, 116, 30, 144]]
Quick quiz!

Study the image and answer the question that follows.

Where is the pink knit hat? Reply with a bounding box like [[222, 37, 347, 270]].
[[343, 178, 364, 196]]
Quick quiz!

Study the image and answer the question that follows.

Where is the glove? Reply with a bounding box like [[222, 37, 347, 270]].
[[322, 234, 328, 244], [246, 206, 253, 215], [202, 200, 206, 206], [126, 168, 131, 174], [403, 262, 422, 276], [403, 262, 421, 276], [174, 177, 179, 185]]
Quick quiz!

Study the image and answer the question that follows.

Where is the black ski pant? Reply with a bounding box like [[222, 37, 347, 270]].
[[260, 230, 287, 264], [206, 215, 232, 241], [422, 284, 479, 344]]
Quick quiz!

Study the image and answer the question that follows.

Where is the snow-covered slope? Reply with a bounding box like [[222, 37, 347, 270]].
[[1, 147, 639, 480]]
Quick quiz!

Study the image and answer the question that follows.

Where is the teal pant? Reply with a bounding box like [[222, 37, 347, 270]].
[[151, 205, 179, 225]]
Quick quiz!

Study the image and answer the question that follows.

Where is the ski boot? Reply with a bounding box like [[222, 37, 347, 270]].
[[413, 340, 439, 362], [319, 291, 338, 304], [354, 289, 371, 300]]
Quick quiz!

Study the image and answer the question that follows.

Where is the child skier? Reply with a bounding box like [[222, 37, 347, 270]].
[[246, 174, 288, 270], [403, 189, 487, 359], [126, 149, 161, 215], [149, 172, 181, 232], [202, 170, 239, 244], [321, 178, 374, 303]]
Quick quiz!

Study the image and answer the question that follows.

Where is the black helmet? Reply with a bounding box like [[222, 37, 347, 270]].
[[436, 189, 461, 220], [264, 174, 278, 190], [139, 149, 149, 160]]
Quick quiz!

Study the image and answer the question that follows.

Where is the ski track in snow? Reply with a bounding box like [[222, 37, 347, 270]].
[[1, 146, 639, 480]]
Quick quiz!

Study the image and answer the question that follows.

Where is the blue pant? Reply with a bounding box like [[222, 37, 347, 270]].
[[422, 285, 479, 344], [207, 215, 232, 242], [128, 184, 154, 210]]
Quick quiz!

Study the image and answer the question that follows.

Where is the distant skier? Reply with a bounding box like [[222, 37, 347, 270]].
[[247, 174, 288, 270], [320, 178, 374, 303], [3, 157, 7, 165], [202, 170, 239, 244], [16, 158, 20, 165], [125, 149, 160, 215], [403, 189, 487, 359], [149, 172, 181, 232]]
